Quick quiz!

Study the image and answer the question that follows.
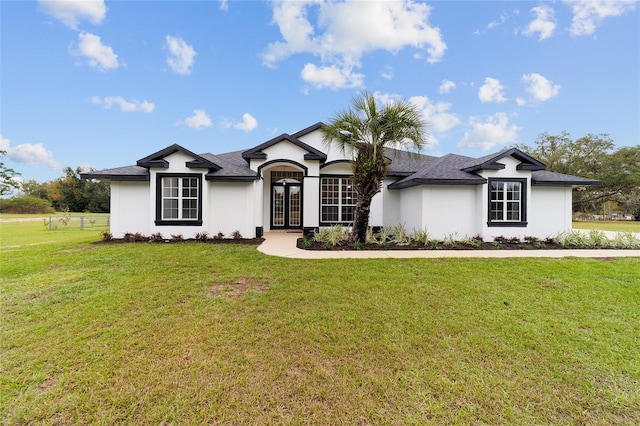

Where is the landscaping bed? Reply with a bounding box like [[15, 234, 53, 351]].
[[298, 238, 567, 251], [298, 225, 640, 251]]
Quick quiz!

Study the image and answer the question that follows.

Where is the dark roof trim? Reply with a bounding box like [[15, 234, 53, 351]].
[[532, 179, 602, 186], [137, 143, 221, 170], [242, 134, 327, 162], [257, 159, 309, 177], [462, 148, 545, 172], [388, 177, 486, 190], [80, 172, 150, 181], [205, 175, 257, 182], [320, 159, 352, 169], [291, 122, 325, 138]]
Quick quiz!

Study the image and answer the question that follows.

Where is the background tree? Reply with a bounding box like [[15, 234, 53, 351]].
[[53, 166, 109, 212], [322, 92, 428, 243], [0, 150, 21, 196], [21, 179, 53, 200], [517, 132, 640, 218]]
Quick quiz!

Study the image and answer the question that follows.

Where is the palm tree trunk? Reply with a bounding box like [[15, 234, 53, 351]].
[[350, 197, 371, 244]]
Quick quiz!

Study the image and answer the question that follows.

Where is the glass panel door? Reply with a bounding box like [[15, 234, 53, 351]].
[[273, 186, 284, 226], [289, 186, 300, 227]]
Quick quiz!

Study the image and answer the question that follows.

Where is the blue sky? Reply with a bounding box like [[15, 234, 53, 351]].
[[1, 0, 638, 184]]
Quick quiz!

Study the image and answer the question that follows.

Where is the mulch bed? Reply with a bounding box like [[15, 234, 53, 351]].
[[298, 239, 573, 251], [94, 238, 264, 245]]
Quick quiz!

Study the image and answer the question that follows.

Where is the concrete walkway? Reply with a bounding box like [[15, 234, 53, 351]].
[[257, 231, 640, 259]]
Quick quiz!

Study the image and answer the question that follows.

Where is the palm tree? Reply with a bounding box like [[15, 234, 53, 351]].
[[322, 92, 429, 243]]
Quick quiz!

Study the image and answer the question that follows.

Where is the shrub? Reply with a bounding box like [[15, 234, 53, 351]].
[[412, 228, 430, 246], [365, 227, 378, 244], [391, 223, 411, 246], [213, 232, 225, 240], [231, 230, 243, 239], [612, 232, 640, 249], [170, 234, 184, 242], [195, 231, 210, 241], [124, 232, 147, 242], [149, 232, 165, 243], [0, 196, 55, 214], [100, 231, 113, 242], [313, 225, 347, 246], [376, 226, 392, 246], [443, 232, 459, 247]]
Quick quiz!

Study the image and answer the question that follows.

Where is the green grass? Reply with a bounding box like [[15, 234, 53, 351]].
[[0, 220, 105, 247], [573, 220, 640, 233], [2, 224, 639, 424]]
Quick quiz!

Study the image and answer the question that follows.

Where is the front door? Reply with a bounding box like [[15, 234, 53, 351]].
[[271, 173, 303, 229]]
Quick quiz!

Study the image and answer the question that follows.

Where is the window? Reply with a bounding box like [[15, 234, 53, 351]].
[[321, 177, 356, 224], [488, 178, 527, 227], [155, 174, 202, 225]]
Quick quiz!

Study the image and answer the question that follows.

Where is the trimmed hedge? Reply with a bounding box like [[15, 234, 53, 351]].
[[0, 196, 55, 214]]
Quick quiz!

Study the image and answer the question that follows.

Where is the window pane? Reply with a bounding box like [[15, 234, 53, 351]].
[[490, 201, 502, 221], [342, 206, 355, 222], [163, 178, 179, 197], [507, 202, 520, 221], [322, 206, 338, 222], [163, 199, 178, 219]]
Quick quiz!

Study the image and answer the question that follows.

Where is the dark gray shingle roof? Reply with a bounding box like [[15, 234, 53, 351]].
[[81, 130, 601, 188], [81, 165, 149, 181]]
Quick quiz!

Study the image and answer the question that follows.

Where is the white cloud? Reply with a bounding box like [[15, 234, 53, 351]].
[[487, 12, 509, 29], [38, 0, 106, 29], [371, 92, 459, 147], [439, 79, 456, 94], [71, 32, 118, 71], [0, 135, 60, 169], [219, 0, 228, 12], [381, 66, 394, 80], [522, 73, 561, 101], [184, 109, 212, 129], [408, 95, 461, 135], [234, 113, 258, 132], [523, 5, 557, 41], [91, 96, 155, 113], [301, 63, 364, 90], [564, 0, 636, 36], [263, 0, 446, 89], [166, 35, 197, 76], [516, 97, 526, 106], [458, 113, 521, 151], [478, 77, 507, 103]]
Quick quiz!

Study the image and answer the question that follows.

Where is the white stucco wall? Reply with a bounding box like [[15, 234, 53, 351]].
[[110, 181, 150, 238], [208, 182, 255, 238], [303, 176, 320, 229], [396, 186, 423, 231], [382, 179, 401, 227], [529, 186, 573, 238], [421, 185, 478, 240]]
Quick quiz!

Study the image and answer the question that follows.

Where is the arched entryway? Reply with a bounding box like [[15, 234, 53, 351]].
[[270, 170, 303, 230]]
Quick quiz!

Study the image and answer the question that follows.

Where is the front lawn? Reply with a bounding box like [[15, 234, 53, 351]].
[[1, 227, 639, 424], [573, 220, 640, 233]]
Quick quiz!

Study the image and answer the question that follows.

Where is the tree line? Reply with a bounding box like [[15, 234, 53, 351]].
[[515, 132, 640, 220], [0, 162, 109, 213]]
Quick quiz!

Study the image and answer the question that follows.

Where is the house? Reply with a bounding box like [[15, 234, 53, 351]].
[[81, 122, 600, 241]]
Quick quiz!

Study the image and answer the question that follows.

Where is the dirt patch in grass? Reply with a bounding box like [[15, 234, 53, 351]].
[[208, 278, 268, 300]]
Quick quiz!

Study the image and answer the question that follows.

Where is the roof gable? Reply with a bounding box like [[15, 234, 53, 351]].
[[137, 144, 221, 170], [242, 133, 327, 162], [291, 122, 325, 138], [461, 148, 545, 172]]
